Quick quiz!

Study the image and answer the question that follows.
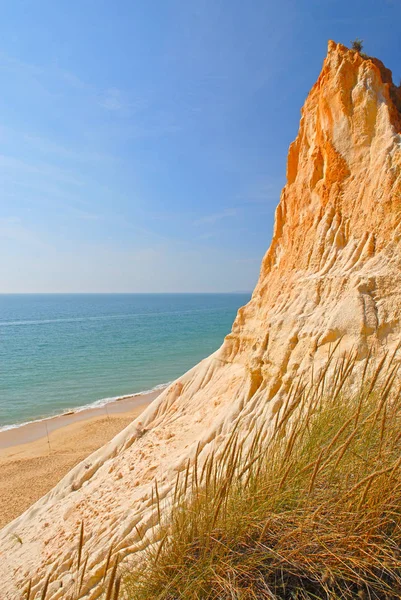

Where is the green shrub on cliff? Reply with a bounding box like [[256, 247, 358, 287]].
[[351, 38, 364, 52]]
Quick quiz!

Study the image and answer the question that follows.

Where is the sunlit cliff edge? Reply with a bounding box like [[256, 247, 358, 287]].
[[1, 40, 401, 599]]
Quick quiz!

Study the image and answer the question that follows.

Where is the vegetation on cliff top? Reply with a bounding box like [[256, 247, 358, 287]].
[[351, 38, 364, 53]]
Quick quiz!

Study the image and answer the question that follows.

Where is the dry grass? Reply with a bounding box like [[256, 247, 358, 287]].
[[124, 349, 401, 599], [23, 521, 121, 599], [25, 348, 401, 599]]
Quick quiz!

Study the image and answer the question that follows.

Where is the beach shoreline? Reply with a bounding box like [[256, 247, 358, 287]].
[[0, 387, 164, 528], [0, 386, 166, 450]]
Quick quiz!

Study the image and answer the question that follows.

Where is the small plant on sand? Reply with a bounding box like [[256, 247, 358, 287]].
[[11, 532, 23, 545]]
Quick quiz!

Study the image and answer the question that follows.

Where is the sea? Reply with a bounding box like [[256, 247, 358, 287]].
[[0, 293, 250, 430]]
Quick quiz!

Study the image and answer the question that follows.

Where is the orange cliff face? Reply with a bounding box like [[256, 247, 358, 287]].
[[221, 40, 401, 404], [1, 41, 401, 600]]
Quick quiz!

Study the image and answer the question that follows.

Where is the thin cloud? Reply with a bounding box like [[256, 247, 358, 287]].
[[0, 154, 85, 186], [68, 208, 103, 221], [238, 179, 284, 204], [234, 257, 261, 264], [0, 217, 49, 248], [194, 208, 238, 226], [0, 51, 44, 77], [99, 88, 125, 111], [23, 133, 115, 164], [197, 232, 216, 240], [0, 51, 90, 92], [98, 88, 149, 114]]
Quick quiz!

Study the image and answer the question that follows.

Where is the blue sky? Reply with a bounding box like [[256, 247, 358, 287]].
[[1, 0, 400, 292]]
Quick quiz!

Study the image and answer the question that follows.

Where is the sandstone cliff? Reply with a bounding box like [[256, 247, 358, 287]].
[[1, 41, 400, 599]]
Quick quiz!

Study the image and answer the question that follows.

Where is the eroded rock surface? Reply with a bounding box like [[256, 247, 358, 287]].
[[1, 41, 400, 599]]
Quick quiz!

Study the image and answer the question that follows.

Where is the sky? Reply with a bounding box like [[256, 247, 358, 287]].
[[0, 0, 400, 293]]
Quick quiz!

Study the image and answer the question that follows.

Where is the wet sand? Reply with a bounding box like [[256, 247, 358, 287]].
[[0, 389, 163, 528]]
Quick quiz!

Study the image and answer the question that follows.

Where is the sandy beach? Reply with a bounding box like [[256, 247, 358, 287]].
[[0, 389, 162, 528]]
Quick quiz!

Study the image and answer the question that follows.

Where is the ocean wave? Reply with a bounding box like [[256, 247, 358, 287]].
[[0, 381, 170, 433], [0, 307, 224, 328]]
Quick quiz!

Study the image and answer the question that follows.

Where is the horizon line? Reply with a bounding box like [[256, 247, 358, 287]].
[[0, 291, 252, 295]]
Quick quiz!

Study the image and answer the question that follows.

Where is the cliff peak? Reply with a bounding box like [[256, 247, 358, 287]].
[[325, 40, 401, 111]]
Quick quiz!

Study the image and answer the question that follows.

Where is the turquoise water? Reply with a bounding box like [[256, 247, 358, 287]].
[[0, 294, 249, 429]]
